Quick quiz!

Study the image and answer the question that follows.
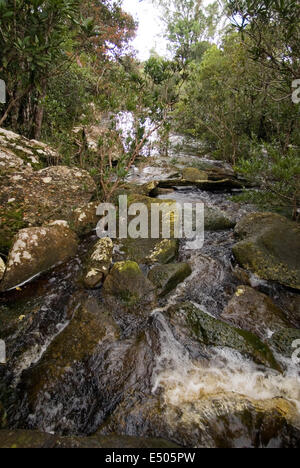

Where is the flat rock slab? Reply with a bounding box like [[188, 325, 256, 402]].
[[158, 178, 244, 190]]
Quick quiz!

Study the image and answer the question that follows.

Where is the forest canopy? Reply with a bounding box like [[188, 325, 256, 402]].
[[0, 0, 299, 214]]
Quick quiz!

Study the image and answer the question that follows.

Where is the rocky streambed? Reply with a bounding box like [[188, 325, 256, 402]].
[[0, 128, 300, 448]]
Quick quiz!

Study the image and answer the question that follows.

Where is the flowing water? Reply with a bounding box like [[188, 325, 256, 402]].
[[1, 117, 300, 447]]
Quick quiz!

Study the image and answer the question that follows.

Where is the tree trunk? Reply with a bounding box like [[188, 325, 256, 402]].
[[33, 80, 47, 140]]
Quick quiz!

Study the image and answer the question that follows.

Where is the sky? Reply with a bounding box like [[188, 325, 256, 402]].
[[123, 0, 218, 61], [123, 0, 167, 61]]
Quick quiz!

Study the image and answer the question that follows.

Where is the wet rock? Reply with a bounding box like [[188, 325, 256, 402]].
[[0, 258, 5, 281], [170, 303, 280, 370], [19, 296, 120, 432], [171, 253, 236, 317], [221, 286, 291, 340], [101, 392, 300, 448], [233, 213, 300, 290], [269, 329, 300, 358], [182, 167, 208, 182], [83, 238, 113, 289], [114, 238, 179, 265], [148, 263, 192, 296], [205, 207, 235, 231], [103, 261, 156, 307], [0, 224, 78, 291], [0, 429, 179, 448]]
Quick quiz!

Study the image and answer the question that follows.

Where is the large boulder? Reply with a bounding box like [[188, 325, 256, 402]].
[[233, 213, 300, 290], [0, 165, 96, 252], [0, 223, 78, 291], [221, 286, 291, 340], [83, 238, 113, 289], [102, 261, 156, 308], [148, 263, 192, 296]]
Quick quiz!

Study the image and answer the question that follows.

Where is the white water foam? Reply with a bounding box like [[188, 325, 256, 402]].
[[152, 311, 300, 414]]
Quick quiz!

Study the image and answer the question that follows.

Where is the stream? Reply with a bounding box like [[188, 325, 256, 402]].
[[0, 120, 300, 448]]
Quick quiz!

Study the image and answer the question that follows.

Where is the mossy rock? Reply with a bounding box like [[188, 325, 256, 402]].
[[21, 296, 120, 406], [221, 286, 291, 340], [102, 261, 156, 307], [170, 302, 280, 371], [71, 201, 100, 236], [269, 329, 300, 358], [205, 207, 235, 231], [182, 167, 208, 182], [148, 263, 192, 296], [233, 213, 300, 290], [0, 167, 96, 239]]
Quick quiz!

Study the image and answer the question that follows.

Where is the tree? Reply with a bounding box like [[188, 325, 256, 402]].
[[0, 0, 136, 138], [154, 0, 221, 67], [226, 0, 300, 95], [0, 0, 80, 137]]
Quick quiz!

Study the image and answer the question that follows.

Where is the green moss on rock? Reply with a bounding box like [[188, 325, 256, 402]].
[[233, 213, 300, 290], [148, 263, 192, 296], [269, 329, 300, 358], [182, 167, 209, 182], [171, 302, 280, 371]]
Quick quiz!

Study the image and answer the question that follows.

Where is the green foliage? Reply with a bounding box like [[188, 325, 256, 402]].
[[235, 141, 300, 216], [42, 63, 96, 137], [156, 0, 221, 66]]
